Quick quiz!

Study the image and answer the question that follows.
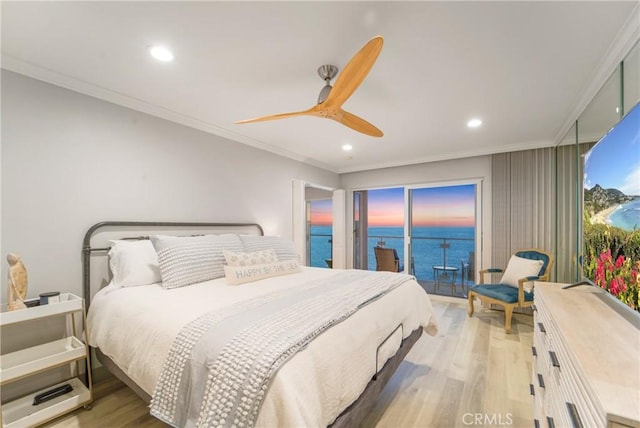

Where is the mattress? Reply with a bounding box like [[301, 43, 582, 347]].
[[87, 266, 438, 427]]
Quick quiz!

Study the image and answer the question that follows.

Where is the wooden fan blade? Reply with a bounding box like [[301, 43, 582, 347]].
[[235, 106, 317, 124], [324, 36, 383, 108], [335, 109, 383, 137]]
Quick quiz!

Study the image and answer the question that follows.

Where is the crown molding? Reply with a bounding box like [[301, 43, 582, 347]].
[[336, 139, 555, 174]]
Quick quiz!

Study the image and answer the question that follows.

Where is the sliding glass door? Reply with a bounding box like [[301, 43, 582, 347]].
[[407, 183, 477, 295], [352, 182, 480, 297]]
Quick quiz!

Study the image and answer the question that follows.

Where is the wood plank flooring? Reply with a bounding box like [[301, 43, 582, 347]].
[[43, 297, 533, 428], [362, 296, 534, 428]]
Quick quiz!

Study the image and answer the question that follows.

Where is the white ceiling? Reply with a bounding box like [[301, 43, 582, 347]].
[[2, 1, 639, 173]]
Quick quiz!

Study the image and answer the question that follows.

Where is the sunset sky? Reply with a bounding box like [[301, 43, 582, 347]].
[[411, 185, 476, 227], [367, 188, 405, 226], [310, 199, 333, 225], [311, 184, 476, 227]]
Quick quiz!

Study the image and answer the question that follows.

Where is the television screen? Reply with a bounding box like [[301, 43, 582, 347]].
[[583, 102, 640, 313]]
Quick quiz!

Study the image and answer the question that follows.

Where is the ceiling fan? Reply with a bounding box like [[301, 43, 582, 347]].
[[236, 36, 384, 137]]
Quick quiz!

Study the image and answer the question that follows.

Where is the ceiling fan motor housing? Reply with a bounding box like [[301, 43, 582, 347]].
[[317, 64, 338, 104], [318, 64, 339, 81]]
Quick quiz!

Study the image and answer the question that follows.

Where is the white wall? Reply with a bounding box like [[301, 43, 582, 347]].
[[1, 70, 339, 300], [338, 156, 493, 272]]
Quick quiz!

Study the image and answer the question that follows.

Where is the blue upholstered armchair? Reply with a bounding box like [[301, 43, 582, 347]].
[[468, 249, 553, 333]]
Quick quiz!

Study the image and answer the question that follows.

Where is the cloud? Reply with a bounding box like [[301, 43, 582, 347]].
[[619, 164, 640, 196]]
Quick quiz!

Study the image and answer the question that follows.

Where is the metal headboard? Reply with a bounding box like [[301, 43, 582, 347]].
[[82, 221, 264, 307]]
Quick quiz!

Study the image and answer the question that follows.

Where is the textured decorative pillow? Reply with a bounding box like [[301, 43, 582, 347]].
[[224, 259, 300, 285], [150, 233, 238, 252], [223, 249, 279, 267], [500, 255, 544, 288], [239, 235, 299, 261], [153, 234, 244, 289], [108, 240, 161, 287]]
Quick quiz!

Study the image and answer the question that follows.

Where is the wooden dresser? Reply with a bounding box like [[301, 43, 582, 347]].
[[531, 282, 640, 428]]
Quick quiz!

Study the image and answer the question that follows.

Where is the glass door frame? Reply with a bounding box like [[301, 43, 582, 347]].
[[351, 185, 405, 271], [353, 190, 369, 270], [403, 178, 483, 284]]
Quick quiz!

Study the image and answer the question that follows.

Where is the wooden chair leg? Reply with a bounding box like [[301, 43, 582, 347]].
[[504, 305, 514, 333], [468, 292, 475, 317]]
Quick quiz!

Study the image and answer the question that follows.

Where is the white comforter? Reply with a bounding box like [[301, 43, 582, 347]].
[[87, 267, 438, 427]]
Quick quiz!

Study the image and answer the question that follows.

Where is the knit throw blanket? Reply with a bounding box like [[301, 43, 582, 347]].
[[150, 269, 410, 428]]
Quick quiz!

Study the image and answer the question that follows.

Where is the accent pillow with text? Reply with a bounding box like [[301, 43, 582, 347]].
[[224, 259, 300, 285], [223, 249, 279, 267]]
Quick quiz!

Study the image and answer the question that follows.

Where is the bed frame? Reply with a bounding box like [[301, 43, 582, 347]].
[[82, 221, 265, 307], [82, 221, 423, 428]]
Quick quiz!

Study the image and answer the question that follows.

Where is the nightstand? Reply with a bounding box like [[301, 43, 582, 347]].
[[0, 293, 93, 427]]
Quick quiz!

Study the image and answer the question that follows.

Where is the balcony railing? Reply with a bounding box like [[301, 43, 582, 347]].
[[309, 232, 332, 268], [370, 235, 474, 283], [310, 231, 475, 284]]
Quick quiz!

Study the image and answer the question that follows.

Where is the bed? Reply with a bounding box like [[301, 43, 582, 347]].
[[82, 221, 438, 427]]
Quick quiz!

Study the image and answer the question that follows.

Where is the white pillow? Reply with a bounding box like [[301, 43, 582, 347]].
[[154, 234, 244, 289], [239, 235, 299, 261], [224, 259, 300, 285], [108, 240, 161, 287], [223, 249, 279, 267], [500, 255, 544, 289]]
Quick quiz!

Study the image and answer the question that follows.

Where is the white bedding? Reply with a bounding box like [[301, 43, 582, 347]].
[[87, 266, 438, 427]]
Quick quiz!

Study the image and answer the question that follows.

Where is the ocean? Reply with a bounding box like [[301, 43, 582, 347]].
[[310, 225, 475, 281], [608, 199, 640, 231]]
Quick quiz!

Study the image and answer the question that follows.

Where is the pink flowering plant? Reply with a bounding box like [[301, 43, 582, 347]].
[[584, 221, 640, 313], [593, 249, 640, 312]]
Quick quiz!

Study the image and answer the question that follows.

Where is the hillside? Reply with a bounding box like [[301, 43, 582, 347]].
[[584, 184, 634, 215]]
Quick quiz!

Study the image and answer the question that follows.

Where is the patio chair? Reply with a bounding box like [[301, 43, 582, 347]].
[[468, 248, 553, 333], [374, 246, 403, 272], [460, 251, 475, 290]]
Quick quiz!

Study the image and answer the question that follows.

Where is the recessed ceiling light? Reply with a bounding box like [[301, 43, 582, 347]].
[[467, 118, 482, 128], [150, 45, 174, 62], [342, 144, 353, 151]]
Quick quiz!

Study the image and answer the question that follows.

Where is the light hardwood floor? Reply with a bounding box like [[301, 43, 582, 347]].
[[43, 297, 534, 428]]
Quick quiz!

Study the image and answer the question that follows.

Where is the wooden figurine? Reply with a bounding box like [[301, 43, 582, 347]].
[[7, 253, 28, 311]]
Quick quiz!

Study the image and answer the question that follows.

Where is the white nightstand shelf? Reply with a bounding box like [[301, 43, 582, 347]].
[[0, 294, 83, 326], [1, 378, 90, 428], [0, 293, 92, 427], [1, 337, 87, 384]]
